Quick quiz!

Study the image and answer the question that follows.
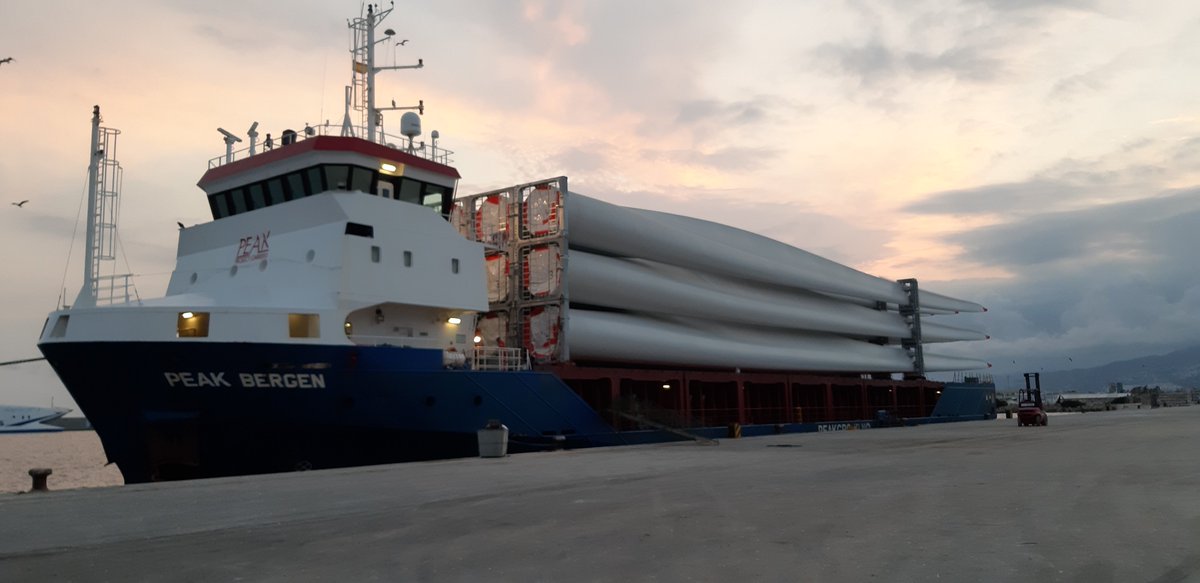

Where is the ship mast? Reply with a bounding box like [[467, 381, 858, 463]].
[[348, 2, 425, 145], [75, 106, 127, 308]]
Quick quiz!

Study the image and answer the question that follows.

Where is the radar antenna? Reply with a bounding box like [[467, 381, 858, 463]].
[[247, 121, 260, 156], [217, 128, 242, 164]]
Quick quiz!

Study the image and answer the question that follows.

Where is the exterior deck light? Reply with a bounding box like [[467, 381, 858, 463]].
[[180, 311, 194, 319], [447, 317, 462, 325], [473, 335, 483, 344], [380, 162, 398, 173]]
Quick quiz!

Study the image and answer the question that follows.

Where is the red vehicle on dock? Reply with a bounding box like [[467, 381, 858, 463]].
[[1017, 373, 1048, 427]]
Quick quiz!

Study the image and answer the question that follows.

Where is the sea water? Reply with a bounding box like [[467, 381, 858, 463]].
[[0, 431, 123, 493]]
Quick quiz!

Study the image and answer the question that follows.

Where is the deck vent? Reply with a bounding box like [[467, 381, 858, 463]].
[[345, 222, 375, 238]]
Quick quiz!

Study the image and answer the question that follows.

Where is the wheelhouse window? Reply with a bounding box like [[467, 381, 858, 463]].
[[267, 179, 286, 205], [230, 189, 247, 214], [206, 163, 454, 219], [350, 167, 374, 193], [398, 177, 422, 204], [212, 195, 229, 218], [249, 184, 266, 209], [324, 165, 350, 190], [286, 172, 305, 201], [306, 166, 326, 193]]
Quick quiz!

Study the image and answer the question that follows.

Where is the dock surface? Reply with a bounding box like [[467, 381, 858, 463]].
[[2, 408, 1199, 582]]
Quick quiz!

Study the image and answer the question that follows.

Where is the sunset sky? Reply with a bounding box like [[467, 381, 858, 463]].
[[2, 0, 1200, 408]]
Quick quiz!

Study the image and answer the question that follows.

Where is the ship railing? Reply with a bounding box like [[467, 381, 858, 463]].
[[470, 346, 530, 371], [207, 122, 454, 169], [92, 273, 138, 306], [951, 371, 994, 384]]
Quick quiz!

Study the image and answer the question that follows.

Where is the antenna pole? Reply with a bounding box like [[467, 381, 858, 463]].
[[78, 106, 102, 308], [365, 4, 377, 144]]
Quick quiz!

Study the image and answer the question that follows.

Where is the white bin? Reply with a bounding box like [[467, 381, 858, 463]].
[[477, 420, 509, 458]]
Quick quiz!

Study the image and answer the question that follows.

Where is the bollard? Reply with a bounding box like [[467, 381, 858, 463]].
[[727, 422, 742, 439], [1005, 410, 1012, 419], [477, 419, 509, 458], [28, 468, 52, 492]]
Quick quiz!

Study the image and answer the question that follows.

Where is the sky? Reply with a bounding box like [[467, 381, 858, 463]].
[[2, 0, 1199, 409]]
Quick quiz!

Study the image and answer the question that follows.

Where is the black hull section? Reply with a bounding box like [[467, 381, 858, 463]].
[[39, 341, 622, 483]]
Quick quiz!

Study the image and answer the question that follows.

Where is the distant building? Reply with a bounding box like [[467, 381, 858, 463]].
[[1107, 382, 1124, 394], [1056, 392, 1131, 406]]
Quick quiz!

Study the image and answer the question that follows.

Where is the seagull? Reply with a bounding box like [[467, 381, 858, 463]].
[[397, 39, 408, 46], [177, 221, 185, 230], [0, 57, 13, 66], [11, 200, 28, 207]]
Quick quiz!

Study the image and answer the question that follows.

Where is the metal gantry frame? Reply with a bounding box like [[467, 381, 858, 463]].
[[454, 176, 571, 363], [898, 278, 925, 378]]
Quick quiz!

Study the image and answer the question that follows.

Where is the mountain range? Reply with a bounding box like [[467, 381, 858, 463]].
[[1035, 345, 1200, 392]]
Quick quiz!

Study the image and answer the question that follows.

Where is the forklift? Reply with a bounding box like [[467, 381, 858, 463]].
[[1017, 372, 1048, 427]]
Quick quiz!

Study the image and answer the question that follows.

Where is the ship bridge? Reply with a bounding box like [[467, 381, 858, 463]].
[[197, 129, 460, 222]]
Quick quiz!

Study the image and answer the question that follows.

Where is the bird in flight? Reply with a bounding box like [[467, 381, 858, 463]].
[[0, 57, 13, 66], [11, 200, 29, 207], [396, 39, 408, 46]]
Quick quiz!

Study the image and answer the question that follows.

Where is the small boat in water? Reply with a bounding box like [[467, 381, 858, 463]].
[[0, 406, 71, 433]]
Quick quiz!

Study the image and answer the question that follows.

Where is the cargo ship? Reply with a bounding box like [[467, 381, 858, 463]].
[[37, 5, 994, 483]]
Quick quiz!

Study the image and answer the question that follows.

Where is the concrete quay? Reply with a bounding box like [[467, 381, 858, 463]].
[[2, 408, 1199, 582]]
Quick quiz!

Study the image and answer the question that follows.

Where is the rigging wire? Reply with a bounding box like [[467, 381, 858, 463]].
[[0, 357, 47, 368], [113, 231, 143, 304], [56, 168, 91, 309]]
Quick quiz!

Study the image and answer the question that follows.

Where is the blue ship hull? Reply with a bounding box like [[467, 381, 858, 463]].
[[39, 342, 626, 483], [39, 341, 998, 484]]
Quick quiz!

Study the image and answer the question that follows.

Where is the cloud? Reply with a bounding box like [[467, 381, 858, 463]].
[[674, 97, 789, 126], [812, 42, 1004, 86], [652, 146, 782, 172], [549, 144, 612, 174], [917, 188, 1200, 376], [904, 179, 1085, 215], [965, 0, 1100, 12], [950, 188, 1200, 267], [907, 136, 1196, 216]]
